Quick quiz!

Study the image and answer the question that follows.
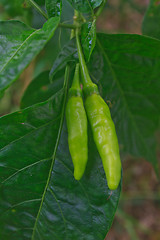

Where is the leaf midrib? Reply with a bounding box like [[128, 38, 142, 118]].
[[31, 66, 70, 240]]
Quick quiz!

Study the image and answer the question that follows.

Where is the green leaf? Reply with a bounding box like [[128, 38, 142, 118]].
[[0, 65, 121, 239], [81, 19, 96, 62], [31, 124, 121, 240], [0, 17, 60, 93], [67, 0, 103, 13], [49, 38, 77, 81], [89, 33, 160, 176], [0, 90, 64, 150], [0, 89, 64, 239], [142, 0, 160, 39], [45, 0, 62, 18], [21, 70, 64, 108]]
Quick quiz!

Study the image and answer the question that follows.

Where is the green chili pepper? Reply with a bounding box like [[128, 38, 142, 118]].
[[66, 63, 88, 180], [76, 29, 121, 190], [85, 94, 121, 190]]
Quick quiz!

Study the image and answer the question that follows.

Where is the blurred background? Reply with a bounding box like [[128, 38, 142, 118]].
[[0, 0, 160, 239]]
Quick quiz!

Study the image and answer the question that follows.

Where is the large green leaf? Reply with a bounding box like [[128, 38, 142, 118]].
[[142, 0, 160, 39], [21, 70, 64, 109], [67, 0, 103, 13], [0, 65, 121, 239], [0, 90, 65, 239], [0, 17, 60, 93], [31, 124, 121, 240], [45, 0, 62, 18], [88, 33, 160, 176]]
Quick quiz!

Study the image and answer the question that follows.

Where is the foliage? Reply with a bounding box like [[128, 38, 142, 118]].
[[142, 0, 160, 39], [0, 0, 159, 239]]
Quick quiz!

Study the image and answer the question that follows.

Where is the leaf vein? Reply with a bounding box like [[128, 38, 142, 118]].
[[0, 29, 39, 75], [1, 158, 51, 185], [49, 187, 67, 234], [0, 199, 41, 218]]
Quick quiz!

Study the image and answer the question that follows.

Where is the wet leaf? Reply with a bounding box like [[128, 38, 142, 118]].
[[0, 17, 60, 93], [45, 0, 62, 18], [81, 19, 96, 62]]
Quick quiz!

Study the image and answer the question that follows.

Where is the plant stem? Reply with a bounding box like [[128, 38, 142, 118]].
[[27, 0, 48, 20], [58, 23, 76, 29], [95, 0, 106, 18], [80, 13, 86, 23], [70, 10, 81, 41], [71, 64, 80, 89], [75, 28, 93, 87]]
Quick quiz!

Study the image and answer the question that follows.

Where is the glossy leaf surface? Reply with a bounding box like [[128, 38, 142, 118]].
[[45, 0, 62, 18], [81, 20, 96, 62], [0, 89, 65, 239], [32, 123, 121, 240], [0, 17, 59, 93], [142, 0, 160, 39], [88, 33, 160, 176], [67, 0, 103, 13]]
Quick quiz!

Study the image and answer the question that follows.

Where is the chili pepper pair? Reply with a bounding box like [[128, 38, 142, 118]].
[[65, 31, 121, 190]]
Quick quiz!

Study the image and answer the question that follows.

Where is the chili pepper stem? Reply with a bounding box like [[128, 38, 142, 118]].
[[59, 23, 77, 29], [71, 64, 81, 89], [76, 28, 93, 88]]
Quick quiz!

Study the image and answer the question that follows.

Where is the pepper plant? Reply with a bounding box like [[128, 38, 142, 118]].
[[0, 0, 160, 239]]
